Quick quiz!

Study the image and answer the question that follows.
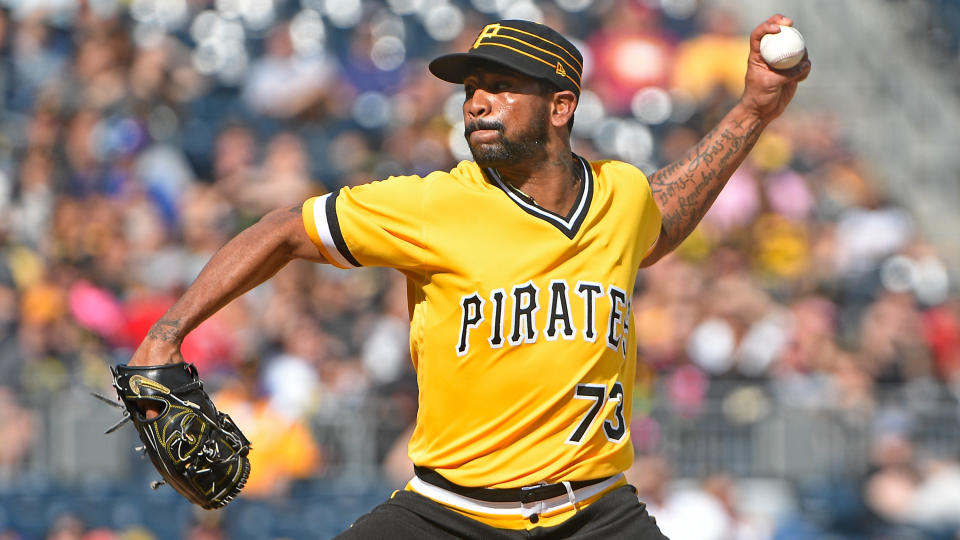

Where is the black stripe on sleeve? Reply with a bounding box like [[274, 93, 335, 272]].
[[326, 190, 362, 267]]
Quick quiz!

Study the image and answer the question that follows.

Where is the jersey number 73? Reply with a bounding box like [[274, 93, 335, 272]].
[[566, 382, 626, 445]]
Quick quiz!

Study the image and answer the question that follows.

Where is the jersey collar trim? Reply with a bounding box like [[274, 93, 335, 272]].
[[485, 154, 593, 239]]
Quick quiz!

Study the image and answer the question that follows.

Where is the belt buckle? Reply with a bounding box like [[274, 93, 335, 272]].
[[519, 482, 549, 503]]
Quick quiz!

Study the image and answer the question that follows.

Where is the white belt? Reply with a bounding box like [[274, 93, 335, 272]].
[[408, 473, 625, 518]]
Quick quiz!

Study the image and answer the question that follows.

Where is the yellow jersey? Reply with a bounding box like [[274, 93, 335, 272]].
[[302, 156, 660, 489]]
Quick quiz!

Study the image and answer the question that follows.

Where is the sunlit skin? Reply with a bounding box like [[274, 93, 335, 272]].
[[461, 62, 581, 216], [463, 68, 549, 166]]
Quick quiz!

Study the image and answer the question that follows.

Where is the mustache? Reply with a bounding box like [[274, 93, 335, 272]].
[[464, 120, 505, 136]]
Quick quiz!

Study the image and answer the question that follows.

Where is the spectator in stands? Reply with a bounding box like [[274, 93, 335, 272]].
[[0, 387, 34, 481]]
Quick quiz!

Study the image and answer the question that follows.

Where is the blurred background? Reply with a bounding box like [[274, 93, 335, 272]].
[[1, 0, 959, 538]]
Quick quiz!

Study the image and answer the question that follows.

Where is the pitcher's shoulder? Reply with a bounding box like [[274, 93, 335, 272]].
[[589, 159, 650, 188]]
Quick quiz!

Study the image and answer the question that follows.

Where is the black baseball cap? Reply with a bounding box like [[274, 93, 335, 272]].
[[429, 20, 583, 97]]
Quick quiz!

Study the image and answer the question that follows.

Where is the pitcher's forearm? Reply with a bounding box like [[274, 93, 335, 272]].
[[149, 233, 293, 344], [141, 205, 320, 349], [646, 104, 766, 260]]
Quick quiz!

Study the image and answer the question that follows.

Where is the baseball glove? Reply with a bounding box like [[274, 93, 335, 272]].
[[107, 362, 250, 509]]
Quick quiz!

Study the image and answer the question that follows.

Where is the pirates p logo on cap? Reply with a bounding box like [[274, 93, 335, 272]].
[[473, 23, 502, 49], [430, 19, 584, 97]]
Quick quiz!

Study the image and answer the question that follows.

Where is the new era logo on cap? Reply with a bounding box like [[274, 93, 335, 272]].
[[429, 20, 584, 97]]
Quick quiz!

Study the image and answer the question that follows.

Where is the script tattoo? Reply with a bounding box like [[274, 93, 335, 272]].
[[148, 318, 183, 343], [552, 150, 573, 174], [648, 117, 762, 251]]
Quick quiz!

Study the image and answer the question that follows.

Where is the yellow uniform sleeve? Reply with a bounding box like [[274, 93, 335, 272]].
[[302, 175, 428, 270]]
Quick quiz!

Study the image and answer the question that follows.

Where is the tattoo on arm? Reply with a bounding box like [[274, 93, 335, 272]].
[[147, 318, 183, 343], [288, 204, 302, 214], [648, 116, 763, 252]]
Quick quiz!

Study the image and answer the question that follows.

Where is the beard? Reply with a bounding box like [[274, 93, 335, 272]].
[[464, 105, 550, 168]]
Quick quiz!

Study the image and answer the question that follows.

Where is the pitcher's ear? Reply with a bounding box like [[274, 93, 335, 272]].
[[550, 90, 577, 127], [551, 90, 578, 130]]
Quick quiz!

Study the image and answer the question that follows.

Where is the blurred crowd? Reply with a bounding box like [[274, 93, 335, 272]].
[[1, 0, 960, 539]]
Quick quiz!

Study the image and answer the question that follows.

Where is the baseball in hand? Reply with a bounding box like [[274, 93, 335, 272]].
[[760, 25, 806, 69]]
